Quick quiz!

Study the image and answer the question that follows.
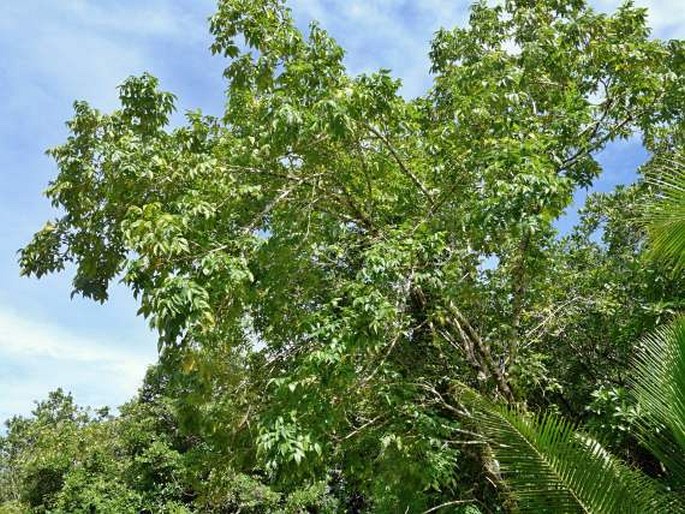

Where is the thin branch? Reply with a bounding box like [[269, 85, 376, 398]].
[[244, 181, 301, 233], [521, 295, 587, 350], [558, 112, 634, 174], [422, 499, 472, 514], [446, 302, 514, 402], [365, 123, 434, 205], [415, 382, 470, 418], [340, 415, 384, 441], [360, 332, 402, 386]]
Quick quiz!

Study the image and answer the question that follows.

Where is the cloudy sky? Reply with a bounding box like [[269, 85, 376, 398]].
[[0, 0, 682, 422]]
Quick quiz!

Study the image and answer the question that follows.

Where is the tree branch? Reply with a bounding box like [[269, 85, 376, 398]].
[[365, 124, 435, 206]]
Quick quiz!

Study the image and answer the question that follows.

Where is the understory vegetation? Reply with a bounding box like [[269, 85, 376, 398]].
[[2, 0, 685, 512]]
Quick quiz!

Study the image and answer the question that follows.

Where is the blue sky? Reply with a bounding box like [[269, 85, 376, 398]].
[[0, 0, 682, 423]]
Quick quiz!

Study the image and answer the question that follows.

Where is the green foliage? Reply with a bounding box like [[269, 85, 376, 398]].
[[584, 385, 639, 449], [10, 0, 685, 511], [456, 312, 685, 513], [460, 386, 672, 513], [0, 377, 344, 513], [644, 160, 685, 272], [523, 182, 685, 418], [0, 387, 194, 513], [452, 156, 685, 513], [631, 316, 685, 483]]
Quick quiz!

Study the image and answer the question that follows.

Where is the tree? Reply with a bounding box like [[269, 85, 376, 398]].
[[458, 160, 685, 513], [0, 371, 342, 513], [18, 0, 684, 510]]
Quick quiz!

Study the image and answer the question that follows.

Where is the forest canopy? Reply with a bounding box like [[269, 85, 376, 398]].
[[3, 0, 685, 512]]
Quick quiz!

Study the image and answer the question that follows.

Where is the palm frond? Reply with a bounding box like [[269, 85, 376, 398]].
[[631, 316, 685, 483], [643, 161, 685, 272], [459, 388, 670, 513]]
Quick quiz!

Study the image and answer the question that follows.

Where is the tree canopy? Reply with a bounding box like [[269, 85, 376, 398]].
[[6, 0, 685, 512]]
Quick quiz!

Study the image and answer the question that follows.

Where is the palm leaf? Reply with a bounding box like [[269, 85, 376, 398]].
[[643, 160, 685, 272], [459, 388, 670, 513], [630, 316, 685, 484]]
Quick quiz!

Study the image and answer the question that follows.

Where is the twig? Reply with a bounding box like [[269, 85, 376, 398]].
[[244, 182, 301, 233], [421, 499, 472, 513], [415, 382, 470, 418], [340, 415, 384, 441], [365, 124, 434, 205]]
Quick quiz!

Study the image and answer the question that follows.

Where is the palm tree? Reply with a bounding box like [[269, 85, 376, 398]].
[[643, 159, 685, 272], [631, 318, 685, 486]]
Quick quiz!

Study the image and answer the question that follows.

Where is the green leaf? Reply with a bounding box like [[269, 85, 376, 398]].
[[460, 387, 671, 513]]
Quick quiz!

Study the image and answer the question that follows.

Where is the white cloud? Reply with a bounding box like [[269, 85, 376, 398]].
[[57, 0, 209, 40], [0, 308, 155, 422], [1, 2, 204, 110]]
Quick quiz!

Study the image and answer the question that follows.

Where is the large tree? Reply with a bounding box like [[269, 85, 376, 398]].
[[19, 0, 684, 510]]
